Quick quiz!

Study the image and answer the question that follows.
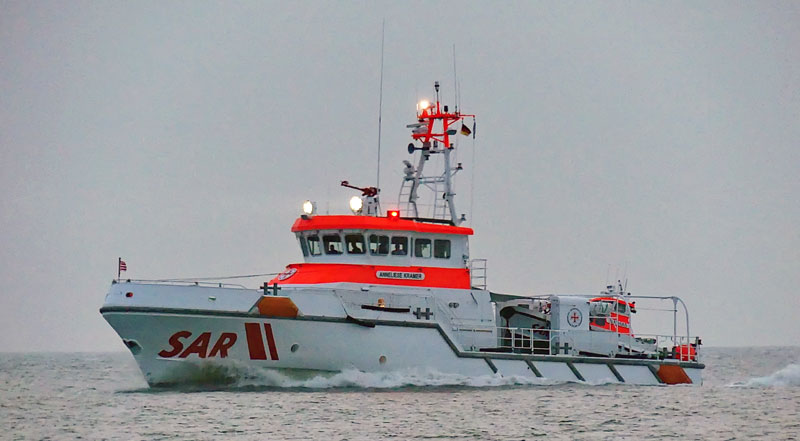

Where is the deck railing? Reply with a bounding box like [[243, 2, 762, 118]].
[[112, 279, 249, 289], [491, 326, 701, 361]]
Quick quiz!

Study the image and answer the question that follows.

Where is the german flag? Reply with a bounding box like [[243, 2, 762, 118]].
[[460, 123, 472, 136]]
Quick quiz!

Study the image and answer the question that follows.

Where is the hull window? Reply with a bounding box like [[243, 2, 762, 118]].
[[307, 235, 322, 256], [369, 235, 389, 255], [414, 238, 432, 258], [346, 234, 366, 254], [434, 239, 451, 259], [391, 236, 408, 255], [323, 234, 343, 254], [299, 236, 310, 257]]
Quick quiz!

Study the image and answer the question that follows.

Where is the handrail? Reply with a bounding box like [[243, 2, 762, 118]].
[[492, 326, 700, 360], [502, 294, 693, 349], [113, 279, 249, 289]]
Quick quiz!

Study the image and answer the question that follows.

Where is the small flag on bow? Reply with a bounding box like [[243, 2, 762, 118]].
[[118, 258, 127, 279]]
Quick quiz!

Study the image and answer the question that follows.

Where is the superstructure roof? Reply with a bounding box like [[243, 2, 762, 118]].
[[291, 215, 474, 235]]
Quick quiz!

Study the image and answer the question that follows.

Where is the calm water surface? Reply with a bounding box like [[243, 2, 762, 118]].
[[1, 347, 798, 440]]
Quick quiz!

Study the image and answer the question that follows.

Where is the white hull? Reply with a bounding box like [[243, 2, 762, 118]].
[[102, 307, 703, 386]]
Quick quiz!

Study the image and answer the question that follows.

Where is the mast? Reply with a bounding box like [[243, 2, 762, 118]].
[[401, 81, 474, 225], [375, 20, 385, 214]]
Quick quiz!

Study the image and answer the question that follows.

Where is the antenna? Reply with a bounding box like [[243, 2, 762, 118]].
[[452, 44, 458, 111], [376, 19, 385, 199], [622, 261, 629, 294], [469, 127, 475, 225]]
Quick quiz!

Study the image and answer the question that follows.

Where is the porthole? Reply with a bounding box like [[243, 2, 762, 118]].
[[290, 344, 299, 353], [379, 355, 387, 365]]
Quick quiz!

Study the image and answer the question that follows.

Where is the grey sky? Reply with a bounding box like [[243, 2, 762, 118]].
[[1, 1, 798, 351]]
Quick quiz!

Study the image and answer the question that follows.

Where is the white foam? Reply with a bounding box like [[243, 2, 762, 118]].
[[233, 366, 561, 389], [730, 363, 800, 388]]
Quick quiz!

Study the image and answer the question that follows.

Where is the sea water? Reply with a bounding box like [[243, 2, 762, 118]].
[[1, 347, 798, 440]]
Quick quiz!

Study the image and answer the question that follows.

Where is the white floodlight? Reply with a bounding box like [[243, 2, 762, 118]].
[[302, 200, 315, 215], [349, 196, 363, 214]]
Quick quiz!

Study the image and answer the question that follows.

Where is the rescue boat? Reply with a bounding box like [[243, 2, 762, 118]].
[[100, 82, 704, 386]]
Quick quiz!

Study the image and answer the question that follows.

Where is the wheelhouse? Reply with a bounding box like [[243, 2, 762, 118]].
[[589, 296, 636, 334], [267, 214, 475, 289], [291, 215, 472, 269]]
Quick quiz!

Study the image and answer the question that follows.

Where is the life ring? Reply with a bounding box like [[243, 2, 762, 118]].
[[277, 268, 297, 281]]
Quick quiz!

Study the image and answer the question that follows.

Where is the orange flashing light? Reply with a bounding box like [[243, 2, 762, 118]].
[[387, 210, 400, 219]]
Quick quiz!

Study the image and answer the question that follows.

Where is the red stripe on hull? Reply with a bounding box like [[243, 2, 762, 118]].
[[263, 324, 279, 361], [244, 322, 267, 360]]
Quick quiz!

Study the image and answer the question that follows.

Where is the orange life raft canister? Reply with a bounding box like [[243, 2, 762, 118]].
[[674, 344, 697, 361]]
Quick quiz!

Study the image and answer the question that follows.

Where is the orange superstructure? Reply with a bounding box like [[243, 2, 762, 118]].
[[589, 296, 636, 334], [279, 210, 476, 289]]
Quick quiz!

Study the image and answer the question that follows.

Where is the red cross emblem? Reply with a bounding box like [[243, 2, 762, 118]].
[[567, 308, 583, 327]]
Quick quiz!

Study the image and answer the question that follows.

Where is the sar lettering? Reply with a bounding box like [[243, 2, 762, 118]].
[[158, 331, 238, 359]]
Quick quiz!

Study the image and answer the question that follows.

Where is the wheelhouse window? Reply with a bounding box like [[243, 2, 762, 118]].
[[369, 234, 389, 255], [299, 236, 310, 257], [345, 234, 366, 254], [434, 239, 451, 259], [307, 235, 322, 256], [414, 238, 432, 258], [323, 234, 343, 255], [390, 236, 408, 255]]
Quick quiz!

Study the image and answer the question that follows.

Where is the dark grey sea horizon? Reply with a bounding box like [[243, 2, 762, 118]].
[[1, 346, 798, 440]]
